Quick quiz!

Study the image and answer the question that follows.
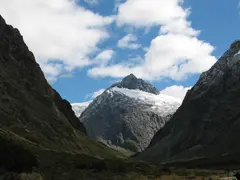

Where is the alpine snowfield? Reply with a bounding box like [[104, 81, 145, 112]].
[[108, 87, 181, 116], [71, 102, 91, 118]]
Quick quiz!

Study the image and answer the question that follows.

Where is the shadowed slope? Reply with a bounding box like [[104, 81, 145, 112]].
[[138, 40, 240, 167]]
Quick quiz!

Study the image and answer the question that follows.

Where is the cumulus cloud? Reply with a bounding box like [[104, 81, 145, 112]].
[[143, 34, 216, 80], [117, 34, 141, 49], [88, 0, 216, 81], [89, 34, 216, 80], [39, 63, 64, 83], [0, 0, 113, 81], [116, 0, 198, 36], [92, 50, 114, 66], [161, 85, 191, 101], [1, 0, 217, 83]]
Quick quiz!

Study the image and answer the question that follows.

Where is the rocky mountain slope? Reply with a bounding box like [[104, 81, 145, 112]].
[[79, 74, 181, 152], [0, 14, 130, 179], [0, 14, 87, 148], [138, 40, 240, 167]]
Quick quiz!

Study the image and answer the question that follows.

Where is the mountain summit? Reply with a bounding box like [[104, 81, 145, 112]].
[[78, 74, 180, 152], [111, 74, 160, 95], [138, 40, 240, 166]]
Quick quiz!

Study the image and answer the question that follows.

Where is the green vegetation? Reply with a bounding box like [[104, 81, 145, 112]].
[[0, 128, 233, 180], [123, 139, 139, 152]]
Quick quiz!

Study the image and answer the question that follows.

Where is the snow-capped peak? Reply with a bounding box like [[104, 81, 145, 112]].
[[108, 87, 181, 116], [75, 77, 182, 152], [111, 73, 160, 95]]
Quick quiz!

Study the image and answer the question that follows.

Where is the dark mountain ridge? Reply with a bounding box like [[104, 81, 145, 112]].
[[0, 15, 87, 150], [138, 40, 240, 167], [0, 15, 129, 178]]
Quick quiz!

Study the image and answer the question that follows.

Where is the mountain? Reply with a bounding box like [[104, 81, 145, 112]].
[[78, 74, 181, 152], [0, 14, 231, 179], [0, 14, 87, 147], [138, 40, 240, 167], [0, 15, 130, 179], [111, 73, 160, 95], [71, 102, 91, 118]]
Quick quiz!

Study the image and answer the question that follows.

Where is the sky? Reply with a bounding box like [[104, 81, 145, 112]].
[[0, 0, 239, 103]]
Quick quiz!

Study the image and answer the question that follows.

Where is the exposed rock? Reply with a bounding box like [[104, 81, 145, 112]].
[[111, 73, 160, 95], [138, 40, 240, 166], [53, 90, 86, 133], [79, 76, 180, 152], [0, 14, 86, 152]]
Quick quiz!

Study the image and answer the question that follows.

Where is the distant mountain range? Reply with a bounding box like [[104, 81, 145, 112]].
[[73, 74, 181, 152]]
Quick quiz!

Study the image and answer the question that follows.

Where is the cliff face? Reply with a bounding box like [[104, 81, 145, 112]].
[[0, 15, 86, 151], [138, 40, 240, 166], [79, 74, 180, 152]]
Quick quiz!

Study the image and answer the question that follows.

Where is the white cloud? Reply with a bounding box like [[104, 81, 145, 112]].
[[88, 64, 138, 79], [143, 34, 216, 80], [116, 0, 198, 36], [39, 63, 64, 83], [92, 49, 114, 66], [60, 73, 73, 79], [114, 0, 125, 12], [88, 34, 216, 80], [161, 85, 191, 101], [1, 0, 217, 83], [88, 0, 216, 81], [0, 0, 114, 81], [117, 34, 141, 49]]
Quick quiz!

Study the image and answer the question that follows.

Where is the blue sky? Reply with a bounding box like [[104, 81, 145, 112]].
[[1, 0, 240, 103]]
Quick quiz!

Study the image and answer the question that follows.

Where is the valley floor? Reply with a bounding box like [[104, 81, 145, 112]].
[[0, 128, 236, 180]]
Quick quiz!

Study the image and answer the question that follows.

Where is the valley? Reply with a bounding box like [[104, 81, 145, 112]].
[[0, 5, 240, 180]]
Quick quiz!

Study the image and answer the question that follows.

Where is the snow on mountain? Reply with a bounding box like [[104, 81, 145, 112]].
[[71, 101, 91, 118], [77, 74, 182, 152], [235, 51, 240, 56], [109, 87, 181, 116]]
